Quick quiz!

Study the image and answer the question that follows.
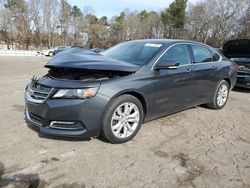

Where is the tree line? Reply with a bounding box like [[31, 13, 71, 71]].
[[0, 0, 249, 50]]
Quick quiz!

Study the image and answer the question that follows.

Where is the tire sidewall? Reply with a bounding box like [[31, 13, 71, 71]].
[[102, 95, 144, 143]]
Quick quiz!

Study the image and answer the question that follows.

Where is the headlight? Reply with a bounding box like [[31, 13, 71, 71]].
[[52, 87, 99, 99]]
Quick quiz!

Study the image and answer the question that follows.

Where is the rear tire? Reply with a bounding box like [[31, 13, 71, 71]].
[[101, 95, 144, 144], [207, 80, 229, 109]]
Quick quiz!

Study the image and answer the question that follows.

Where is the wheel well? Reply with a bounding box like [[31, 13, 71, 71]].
[[223, 78, 231, 88], [119, 92, 147, 118]]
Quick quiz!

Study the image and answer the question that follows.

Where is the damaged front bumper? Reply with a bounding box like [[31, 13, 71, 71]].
[[24, 80, 109, 138]]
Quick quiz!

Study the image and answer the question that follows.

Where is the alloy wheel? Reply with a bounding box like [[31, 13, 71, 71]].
[[111, 102, 140, 139], [217, 84, 228, 107]]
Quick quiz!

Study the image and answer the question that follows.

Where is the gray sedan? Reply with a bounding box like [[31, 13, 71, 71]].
[[25, 39, 237, 143]]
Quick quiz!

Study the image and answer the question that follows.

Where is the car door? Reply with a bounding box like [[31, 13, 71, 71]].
[[189, 44, 218, 104], [149, 44, 196, 118]]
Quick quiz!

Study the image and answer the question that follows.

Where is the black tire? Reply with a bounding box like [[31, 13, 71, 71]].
[[101, 94, 144, 144], [207, 80, 229, 109]]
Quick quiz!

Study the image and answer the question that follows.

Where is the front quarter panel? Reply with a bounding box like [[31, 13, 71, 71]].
[[98, 73, 154, 116]]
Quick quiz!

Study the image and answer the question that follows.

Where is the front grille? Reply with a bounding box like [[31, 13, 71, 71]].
[[29, 83, 53, 102], [31, 90, 50, 100]]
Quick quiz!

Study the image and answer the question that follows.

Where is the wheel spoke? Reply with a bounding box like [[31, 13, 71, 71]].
[[221, 92, 227, 98], [115, 122, 124, 136], [113, 114, 121, 121], [127, 104, 135, 114], [123, 124, 128, 138], [112, 121, 122, 130], [124, 103, 129, 113], [128, 111, 139, 118], [126, 123, 134, 132], [117, 107, 123, 116], [127, 117, 139, 123]]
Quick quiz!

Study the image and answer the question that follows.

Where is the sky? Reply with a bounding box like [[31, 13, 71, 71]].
[[68, 0, 200, 18]]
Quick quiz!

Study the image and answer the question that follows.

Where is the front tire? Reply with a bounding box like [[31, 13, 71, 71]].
[[207, 80, 229, 109], [102, 95, 144, 144]]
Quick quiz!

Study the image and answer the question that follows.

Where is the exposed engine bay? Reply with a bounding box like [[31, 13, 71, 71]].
[[47, 67, 132, 82]]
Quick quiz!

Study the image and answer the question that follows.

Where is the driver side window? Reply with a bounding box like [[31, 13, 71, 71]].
[[158, 44, 190, 65]]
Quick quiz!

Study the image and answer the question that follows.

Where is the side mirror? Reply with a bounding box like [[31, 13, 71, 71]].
[[155, 60, 179, 70]]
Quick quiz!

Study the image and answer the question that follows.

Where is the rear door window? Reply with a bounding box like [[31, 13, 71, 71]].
[[191, 45, 213, 63]]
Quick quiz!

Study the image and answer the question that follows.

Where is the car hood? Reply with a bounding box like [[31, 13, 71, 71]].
[[45, 47, 140, 72], [223, 39, 250, 58]]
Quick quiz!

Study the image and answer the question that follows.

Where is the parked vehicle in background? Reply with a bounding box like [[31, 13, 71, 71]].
[[37, 46, 67, 57], [53, 46, 72, 56], [91, 48, 104, 53], [53, 46, 105, 56], [25, 39, 237, 143], [223, 39, 250, 89]]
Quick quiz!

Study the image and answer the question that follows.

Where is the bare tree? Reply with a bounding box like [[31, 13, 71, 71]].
[[59, 0, 71, 45], [42, 0, 59, 48], [0, 4, 12, 49], [186, 0, 249, 47], [29, 0, 42, 47], [4, 0, 32, 49]]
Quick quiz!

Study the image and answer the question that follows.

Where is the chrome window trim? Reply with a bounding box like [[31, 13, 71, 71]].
[[151, 42, 222, 71]]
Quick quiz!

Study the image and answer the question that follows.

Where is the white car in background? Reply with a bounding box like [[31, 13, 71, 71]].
[[37, 46, 67, 57]]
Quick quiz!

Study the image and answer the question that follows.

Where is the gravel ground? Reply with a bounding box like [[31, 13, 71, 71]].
[[0, 56, 249, 188]]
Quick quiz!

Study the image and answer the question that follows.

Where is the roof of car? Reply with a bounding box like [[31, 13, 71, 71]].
[[127, 39, 207, 46]]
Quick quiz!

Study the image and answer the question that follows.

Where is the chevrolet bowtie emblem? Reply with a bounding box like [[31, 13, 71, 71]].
[[28, 88, 34, 96]]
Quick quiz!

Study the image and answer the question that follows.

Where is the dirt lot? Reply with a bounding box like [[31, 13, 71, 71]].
[[0, 56, 249, 188]]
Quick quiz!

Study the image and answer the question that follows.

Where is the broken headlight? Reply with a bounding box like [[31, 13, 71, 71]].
[[52, 87, 99, 99]]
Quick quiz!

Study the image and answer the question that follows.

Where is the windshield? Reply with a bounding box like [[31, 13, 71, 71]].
[[102, 41, 163, 65], [231, 58, 250, 63]]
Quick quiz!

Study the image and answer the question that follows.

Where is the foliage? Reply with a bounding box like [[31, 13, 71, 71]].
[[161, 0, 188, 38]]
